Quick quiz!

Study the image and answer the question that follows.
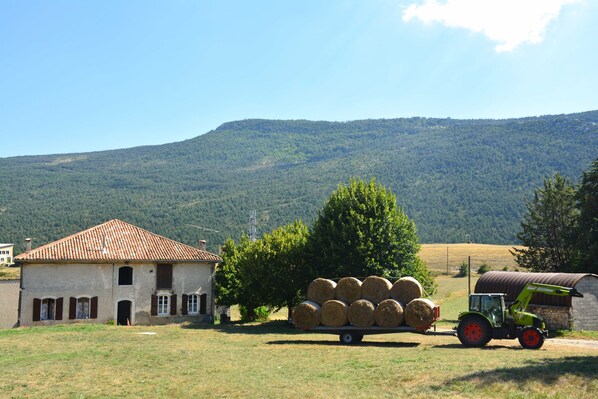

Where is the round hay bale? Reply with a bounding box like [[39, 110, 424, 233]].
[[404, 298, 436, 329], [348, 299, 375, 327], [335, 277, 362, 304], [374, 299, 404, 327], [307, 278, 337, 305], [361, 276, 392, 304], [390, 276, 424, 305], [292, 301, 321, 328], [320, 300, 349, 327]]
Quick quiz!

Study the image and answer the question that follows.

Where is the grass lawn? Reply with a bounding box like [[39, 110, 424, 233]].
[[1, 322, 597, 399], [0, 265, 20, 280]]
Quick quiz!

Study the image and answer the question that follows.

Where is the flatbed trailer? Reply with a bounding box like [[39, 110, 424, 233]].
[[298, 306, 454, 344]]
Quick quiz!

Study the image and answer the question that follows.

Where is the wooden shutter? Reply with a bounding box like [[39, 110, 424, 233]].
[[33, 298, 41, 322], [170, 294, 177, 316], [91, 297, 98, 319], [151, 294, 157, 316], [181, 294, 188, 315], [200, 294, 207, 315], [156, 264, 173, 289], [69, 297, 77, 320], [55, 297, 64, 320]]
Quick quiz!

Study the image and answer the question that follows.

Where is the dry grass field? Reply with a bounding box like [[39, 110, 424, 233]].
[[419, 243, 524, 274]]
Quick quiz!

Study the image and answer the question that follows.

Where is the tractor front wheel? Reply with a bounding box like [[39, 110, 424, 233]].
[[518, 327, 545, 349], [457, 316, 491, 347]]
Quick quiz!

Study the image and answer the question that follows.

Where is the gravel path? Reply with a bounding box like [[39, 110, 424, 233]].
[[548, 338, 598, 349]]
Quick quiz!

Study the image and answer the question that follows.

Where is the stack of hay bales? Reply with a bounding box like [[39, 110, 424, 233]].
[[292, 276, 437, 330]]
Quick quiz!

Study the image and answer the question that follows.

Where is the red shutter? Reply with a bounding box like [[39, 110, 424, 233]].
[[55, 297, 64, 320], [69, 297, 77, 320], [151, 294, 157, 316], [33, 298, 41, 322], [170, 294, 177, 316], [91, 297, 98, 319], [181, 294, 188, 315], [200, 294, 207, 315]]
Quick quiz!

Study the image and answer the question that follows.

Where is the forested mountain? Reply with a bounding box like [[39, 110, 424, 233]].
[[1, 111, 597, 253]]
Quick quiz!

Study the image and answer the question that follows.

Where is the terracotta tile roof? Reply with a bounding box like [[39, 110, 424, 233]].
[[15, 219, 221, 263]]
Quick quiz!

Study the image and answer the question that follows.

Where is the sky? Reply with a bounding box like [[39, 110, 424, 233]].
[[1, 0, 596, 158]]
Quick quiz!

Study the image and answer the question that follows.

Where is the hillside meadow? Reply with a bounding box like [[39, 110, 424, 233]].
[[2, 274, 597, 398]]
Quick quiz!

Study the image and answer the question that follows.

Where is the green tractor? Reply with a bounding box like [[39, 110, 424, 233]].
[[457, 283, 583, 349]]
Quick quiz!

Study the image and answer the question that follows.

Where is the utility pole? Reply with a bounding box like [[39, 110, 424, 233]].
[[249, 210, 257, 242]]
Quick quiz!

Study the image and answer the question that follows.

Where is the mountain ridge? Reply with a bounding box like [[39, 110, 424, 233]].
[[1, 111, 597, 252]]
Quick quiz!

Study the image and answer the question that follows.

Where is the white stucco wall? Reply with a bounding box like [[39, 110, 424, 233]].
[[0, 279, 19, 328], [20, 261, 215, 326]]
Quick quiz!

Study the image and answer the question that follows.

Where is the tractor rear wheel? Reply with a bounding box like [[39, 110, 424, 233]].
[[518, 327, 544, 349], [457, 315, 491, 347]]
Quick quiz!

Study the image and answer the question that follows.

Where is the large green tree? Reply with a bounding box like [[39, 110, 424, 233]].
[[237, 221, 310, 319], [308, 178, 434, 293], [575, 158, 598, 273], [215, 222, 310, 321], [512, 174, 578, 272]]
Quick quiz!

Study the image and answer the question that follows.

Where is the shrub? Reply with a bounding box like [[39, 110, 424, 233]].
[[477, 263, 491, 274], [239, 305, 271, 322], [456, 262, 468, 277]]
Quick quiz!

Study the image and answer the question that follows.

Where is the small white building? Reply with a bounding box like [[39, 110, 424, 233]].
[[15, 219, 221, 326], [0, 243, 14, 266]]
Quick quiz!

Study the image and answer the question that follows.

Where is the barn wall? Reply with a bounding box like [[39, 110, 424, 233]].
[[571, 276, 598, 331]]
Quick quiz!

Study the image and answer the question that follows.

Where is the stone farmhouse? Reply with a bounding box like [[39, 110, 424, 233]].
[[15, 219, 221, 326]]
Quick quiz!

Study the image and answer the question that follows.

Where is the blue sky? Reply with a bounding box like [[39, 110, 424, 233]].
[[1, 0, 596, 158]]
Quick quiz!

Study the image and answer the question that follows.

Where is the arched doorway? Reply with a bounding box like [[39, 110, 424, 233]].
[[117, 300, 132, 326]]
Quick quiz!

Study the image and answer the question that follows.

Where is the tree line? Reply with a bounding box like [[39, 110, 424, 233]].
[[512, 158, 598, 274]]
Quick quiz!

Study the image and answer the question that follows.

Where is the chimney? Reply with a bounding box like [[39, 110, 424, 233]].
[[199, 240, 207, 251], [25, 238, 32, 253]]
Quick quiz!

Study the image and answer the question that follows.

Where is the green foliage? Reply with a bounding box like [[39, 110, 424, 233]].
[[477, 263, 491, 274], [1, 112, 597, 252], [575, 159, 598, 273], [512, 174, 578, 272], [220, 221, 310, 321], [456, 262, 468, 277], [215, 236, 251, 307], [309, 178, 434, 293], [238, 305, 271, 322]]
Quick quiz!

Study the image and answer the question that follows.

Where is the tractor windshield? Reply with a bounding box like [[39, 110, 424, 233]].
[[470, 294, 504, 325]]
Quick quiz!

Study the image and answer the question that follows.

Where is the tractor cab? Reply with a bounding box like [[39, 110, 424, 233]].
[[468, 293, 506, 327]]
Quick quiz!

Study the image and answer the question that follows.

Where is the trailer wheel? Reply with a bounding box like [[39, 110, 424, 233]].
[[339, 332, 360, 345], [457, 315, 491, 347], [518, 327, 544, 349]]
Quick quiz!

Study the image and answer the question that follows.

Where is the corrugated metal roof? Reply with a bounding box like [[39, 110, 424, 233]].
[[15, 219, 221, 263], [475, 271, 596, 307]]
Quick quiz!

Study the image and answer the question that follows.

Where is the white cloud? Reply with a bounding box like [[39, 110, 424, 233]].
[[402, 0, 580, 52]]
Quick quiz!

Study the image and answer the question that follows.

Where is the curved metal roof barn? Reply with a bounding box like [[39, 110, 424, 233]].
[[475, 271, 592, 306]]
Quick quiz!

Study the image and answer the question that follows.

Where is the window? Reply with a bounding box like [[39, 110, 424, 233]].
[[157, 295, 169, 316], [69, 296, 98, 320], [187, 294, 199, 315], [33, 298, 63, 322], [156, 264, 173, 289], [118, 266, 133, 286], [41, 298, 56, 321], [77, 298, 90, 319]]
